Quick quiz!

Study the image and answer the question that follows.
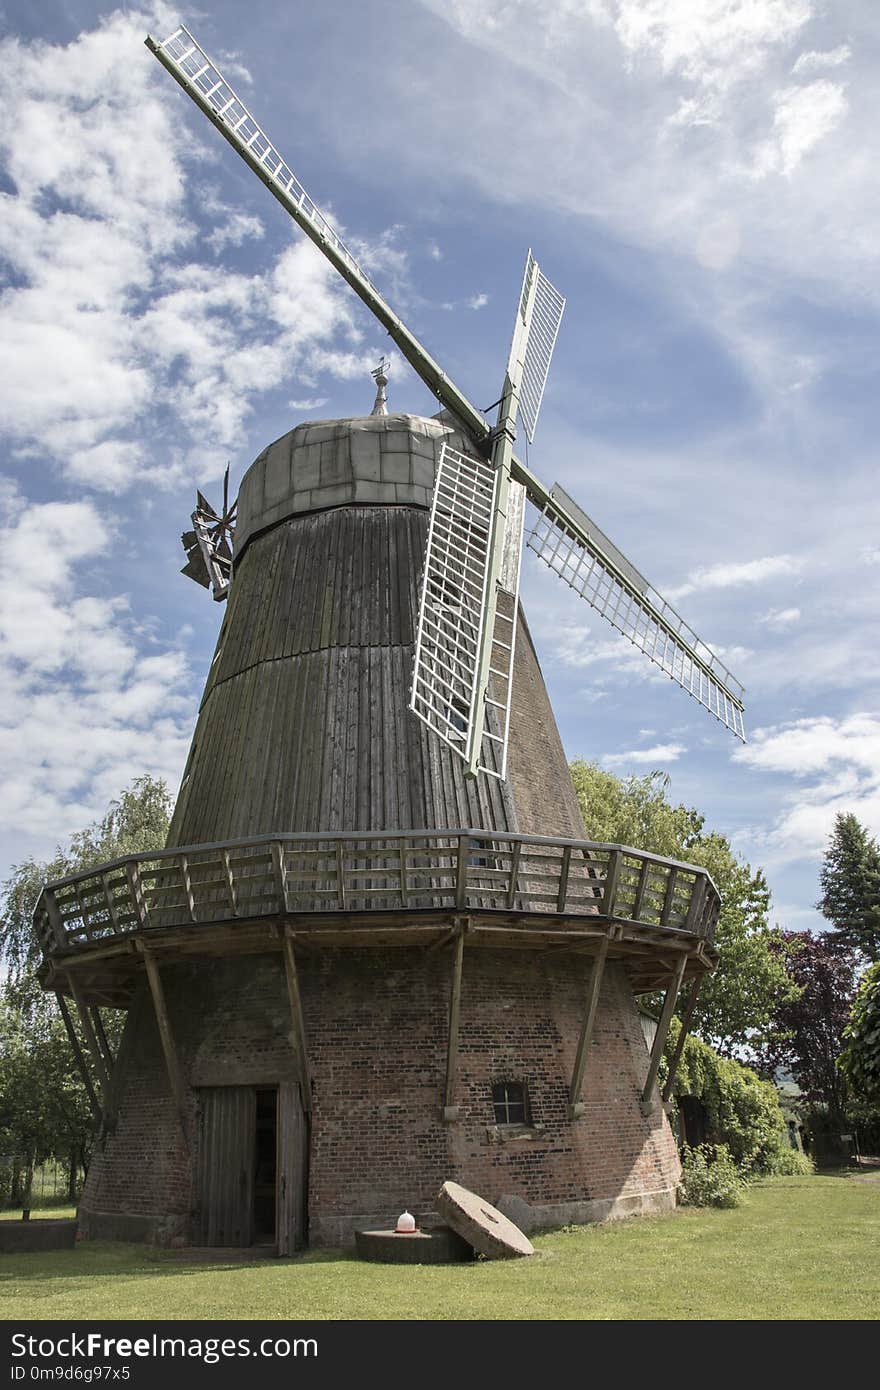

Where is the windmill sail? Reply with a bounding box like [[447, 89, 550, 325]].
[[149, 24, 747, 748], [528, 486, 746, 739], [515, 252, 566, 444], [410, 444, 519, 778]]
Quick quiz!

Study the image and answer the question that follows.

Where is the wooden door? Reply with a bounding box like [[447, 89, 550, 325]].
[[196, 1086, 256, 1246], [276, 1080, 308, 1255]]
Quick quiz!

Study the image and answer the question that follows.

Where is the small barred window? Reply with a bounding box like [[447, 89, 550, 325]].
[[492, 1081, 528, 1126]]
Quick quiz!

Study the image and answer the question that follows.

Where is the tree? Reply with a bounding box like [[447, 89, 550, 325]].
[[817, 812, 880, 961], [569, 762, 797, 1054], [0, 777, 173, 1204], [757, 931, 859, 1129], [838, 962, 880, 1107]]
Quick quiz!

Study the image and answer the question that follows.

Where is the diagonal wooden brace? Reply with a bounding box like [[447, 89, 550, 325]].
[[641, 955, 687, 1114], [568, 934, 610, 1119]]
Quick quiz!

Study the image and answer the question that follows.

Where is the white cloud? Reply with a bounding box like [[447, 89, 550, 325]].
[[754, 79, 848, 178], [0, 12, 385, 494], [0, 497, 195, 843], [792, 45, 851, 75], [731, 714, 880, 868], [467, 292, 489, 310], [416, 0, 877, 304], [735, 713, 880, 777], [668, 554, 801, 601], [603, 742, 687, 766], [758, 606, 801, 627]]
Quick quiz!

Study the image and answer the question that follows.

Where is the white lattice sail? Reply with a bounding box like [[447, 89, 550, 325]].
[[528, 486, 746, 740], [515, 252, 566, 444], [410, 445, 522, 777]]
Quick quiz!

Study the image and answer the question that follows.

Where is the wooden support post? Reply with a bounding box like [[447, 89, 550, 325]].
[[443, 925, 465, 1122], [335, 841, 346, 909], [221, 849, 238, 916], [567, 934, 610, 1119], [126, 861, 148, 928], [140, 946, 189, 1143], [281, 930, 311, 1115], [55, 992, 102, 1124], [556, 845, 572, 913], [684, 875, 708, 935], [398, 839, 410, 907], [272, 841, 290, 913], [44, 891, 66, 948], [180, 855, 196, 921], [455, 836, 468, 909], [90, 1006, 115, 1076], [101, 873, 121, 934], [506, 838, 521, 910], [641, 954, 687, 1114], [599, 849, 621, 918], [662, 978, 703, 1103], [632, 859, 651, 921], [660, 869, 679, 927], [67, 975, 111, 1107]]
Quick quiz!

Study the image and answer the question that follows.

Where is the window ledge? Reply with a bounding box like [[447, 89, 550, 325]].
[[485, 1123, 546, 1145]]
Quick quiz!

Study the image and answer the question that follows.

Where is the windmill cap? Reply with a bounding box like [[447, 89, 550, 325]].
[[234, 413, 468, 559]]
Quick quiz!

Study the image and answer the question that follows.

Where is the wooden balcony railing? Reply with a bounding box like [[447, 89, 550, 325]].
[[33, 830, 720, 958]]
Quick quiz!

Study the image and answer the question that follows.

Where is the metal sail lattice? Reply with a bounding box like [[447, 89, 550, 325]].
[[410, 444, 514, 777], [528, 486, 746, 740], [516, 252, 565, 444], [153, 27, 376, 295]]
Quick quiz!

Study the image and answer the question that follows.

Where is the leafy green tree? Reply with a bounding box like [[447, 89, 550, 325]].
[[817, 812, 880, 961], [663, 1019, 804, 1175], [757, 931, 859, 1129], [569, 762, 798, 1054], [0, 777, 173, 1204], [0, 991, 93, 1205], [838, 962, 880, 1107]]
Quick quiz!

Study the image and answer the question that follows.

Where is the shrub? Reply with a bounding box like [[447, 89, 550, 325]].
[[762, 1145, 814, 1176], [665, 1019, 800, 1176], [677, 1143, 745, 1208]]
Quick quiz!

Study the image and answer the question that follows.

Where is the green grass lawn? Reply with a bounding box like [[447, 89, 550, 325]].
[[0, 1206, 76, 1221], [1, 1174, 877, 1321]]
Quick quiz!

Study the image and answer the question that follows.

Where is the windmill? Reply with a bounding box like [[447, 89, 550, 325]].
[[147, 24, 746, 783], [25, 24, 738, 1256]]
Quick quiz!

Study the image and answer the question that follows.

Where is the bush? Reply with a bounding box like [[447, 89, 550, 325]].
[[762, 1145, 814, 1176], [665, 1019, 801, 1176], [677, 1143, 746, 1208]]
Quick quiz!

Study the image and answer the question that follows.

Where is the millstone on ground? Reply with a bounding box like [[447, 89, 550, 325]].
[[437, 1180, 535, 1259]]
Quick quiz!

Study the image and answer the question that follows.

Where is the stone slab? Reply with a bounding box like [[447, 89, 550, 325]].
[[437, 1180, 534, 1259], [355, 1224, 473, 1265]]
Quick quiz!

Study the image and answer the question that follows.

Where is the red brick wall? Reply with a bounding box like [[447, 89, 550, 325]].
[[80, 948, 679, 1245]]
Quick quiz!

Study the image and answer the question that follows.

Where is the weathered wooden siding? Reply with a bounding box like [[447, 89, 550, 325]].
[[168, 505, 515, 845], [167, 416, 583, 848]]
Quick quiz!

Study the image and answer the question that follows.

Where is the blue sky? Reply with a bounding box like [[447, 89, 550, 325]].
[[0, 0, 878, 935]]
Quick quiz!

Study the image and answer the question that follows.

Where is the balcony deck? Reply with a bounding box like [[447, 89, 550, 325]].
[[34, 828, 719, 1006]]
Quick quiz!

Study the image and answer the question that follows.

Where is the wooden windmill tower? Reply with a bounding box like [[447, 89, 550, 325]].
[[31, 25, 745, 1252]]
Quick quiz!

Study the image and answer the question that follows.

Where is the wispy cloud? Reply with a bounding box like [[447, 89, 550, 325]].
[[758, 606, 801, 627], [668, 554, 801, 602], [732, 714, 880, 868], [603, 743, 687, 766]]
